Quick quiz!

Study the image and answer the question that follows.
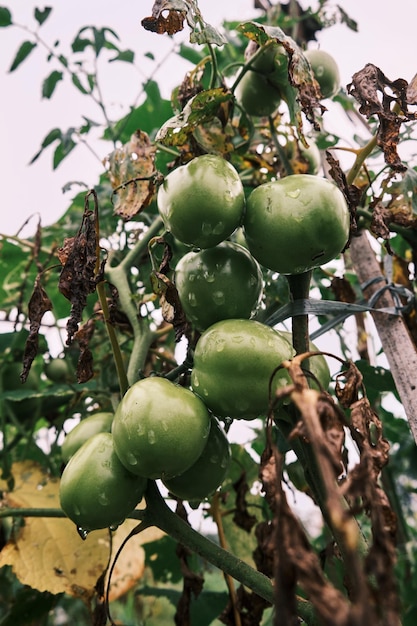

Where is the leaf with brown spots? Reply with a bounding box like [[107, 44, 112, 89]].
[[106, 131, 157, 220]]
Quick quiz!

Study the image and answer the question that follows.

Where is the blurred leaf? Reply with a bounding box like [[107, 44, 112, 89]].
[[34, 7, 52, 26], [143, 535, 183, 584], [109, 49, 135, 63], [9, 41, 37, 72], [30, 127, 62, 164], [0, 586, 56, 626], [0, 6, 12, 26], [52, 128, 76, 169], [71, 73, 89, 94], [42, 70, 63, 99]]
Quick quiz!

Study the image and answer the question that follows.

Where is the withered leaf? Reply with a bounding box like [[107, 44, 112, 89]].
[[347, 63, 417, 172], [74, 318, 95, 383], [326, 151, 360, 246], [334, 360, 363, 408], [106, 131, 156, 220], [232, 472, 257, 533], [369, 198, 393, 252], [141, 0, 186, 36], [58, 192, 100, 346], [21, 276, 52, 383]]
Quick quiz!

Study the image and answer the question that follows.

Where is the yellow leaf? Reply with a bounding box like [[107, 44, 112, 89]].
[[0, 461, 163, 600]]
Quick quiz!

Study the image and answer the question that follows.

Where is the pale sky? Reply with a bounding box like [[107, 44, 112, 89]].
[[0, 0, 416, 237]]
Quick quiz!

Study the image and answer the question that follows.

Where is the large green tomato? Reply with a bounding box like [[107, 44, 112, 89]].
[[61, 412, 114, 464], [191, 319, 295, 420], [244, 174, 350, 275], [305, 49, 340, 99], [59, 432, 147, 532], [175, 241, 263, 332], [162, 416, 231, 502], [157, 155, 245, 249], [112, 377, 211, 480]]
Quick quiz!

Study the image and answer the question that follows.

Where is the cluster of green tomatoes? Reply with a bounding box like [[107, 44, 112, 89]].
[[59, 43, 348, 535]]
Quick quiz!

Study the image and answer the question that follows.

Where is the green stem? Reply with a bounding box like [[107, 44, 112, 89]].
[[106, 217, 164, 386], [346, 135, 378, 186], [268, 116, 294, 176], [143, 481, 317, 623], [286, 270, 312, 355]]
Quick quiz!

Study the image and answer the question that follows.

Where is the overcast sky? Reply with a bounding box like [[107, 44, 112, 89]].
[[1, 0, 416, 237]]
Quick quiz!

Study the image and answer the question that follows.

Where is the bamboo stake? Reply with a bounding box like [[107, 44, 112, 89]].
[[349, 230, 417, 444]]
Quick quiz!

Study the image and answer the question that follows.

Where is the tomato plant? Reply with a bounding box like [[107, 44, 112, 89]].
[[59, 432, 147, 532], [175, 241, 263, 331], [61, 412, 114, 464], [112, 377, 211, 479], [244, 174, 350, 274], [157, 154, 245, 249], [305, 49, 340, 99], [191, 318, 295, 419], [2, 3, 417, 625], [162, 415, 231, 503]]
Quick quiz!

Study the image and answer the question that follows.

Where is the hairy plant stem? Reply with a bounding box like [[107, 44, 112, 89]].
[[346, 134, 378, 186], [105, 217, 164, 387]]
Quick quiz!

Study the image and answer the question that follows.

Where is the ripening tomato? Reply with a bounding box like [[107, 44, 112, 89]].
[[162, 416, 231, 502], [175, 241, 263, 331], [59, 432, 147, 532], [157, 155, 245, 249], [112, 377, 211, 480], [191, 319, 295, 420], [244, 174, 350, 275]]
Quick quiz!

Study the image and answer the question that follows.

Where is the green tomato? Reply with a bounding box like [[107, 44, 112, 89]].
[[305, 49, 340, 99], [279, 331, 331, 392], [191, 319, 295, 420], [157, 155, 245, 249], [251, 42, 289, 85], [235, 69, 282, 117], [61, 412, 114, 464], [59, 432, 147, 532], [44, 358, 71, 384], [112, 377, 211, 480], [244, 174, 350, 275], [162, 416, 231, 502], [175, 241, 263, 332]]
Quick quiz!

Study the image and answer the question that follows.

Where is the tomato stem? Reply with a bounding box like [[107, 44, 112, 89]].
[[286, 269, 312, 355]]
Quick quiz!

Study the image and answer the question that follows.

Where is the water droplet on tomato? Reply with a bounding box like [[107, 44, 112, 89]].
[[232, 335, 244, 344], [212, 291, 225, 305], [109, 522, 120, 531], [126, 452, 138, 466], [201, 222, 213, 235], [98, 492, 109, 506], [212, 222, 224, 235], [209, 454, 219, 464], [286, 188, 300, 199], [193, 374, 200, 387], [77, 526, 89, 540], [215, 338, 225, 352], [204, 271, 215, 283], [148, 430, 156, 444], [188, 292, 197, 307]]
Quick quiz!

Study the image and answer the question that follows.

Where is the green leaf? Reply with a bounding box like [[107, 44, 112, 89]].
[[178, 42, 206, 65], [29, 128, 62, 164], [190, 23, 227, 46], [109, 49, 135, 63], [71, 73, 89, 94], [0, 6, 12, 26], [52, 129, 76, 169], [9, 40, 37, 72], [42, 70, 63, 99], [34, 7, 52, 26]]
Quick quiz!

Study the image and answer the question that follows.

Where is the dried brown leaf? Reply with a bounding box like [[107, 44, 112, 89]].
[[335, 360, 363, 408], [347, 63, 417, 172], [21, 276, 52, 382], [326, 151, 360, 246], [74, 318, 95, 383], [141, 0, 186, 35]]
